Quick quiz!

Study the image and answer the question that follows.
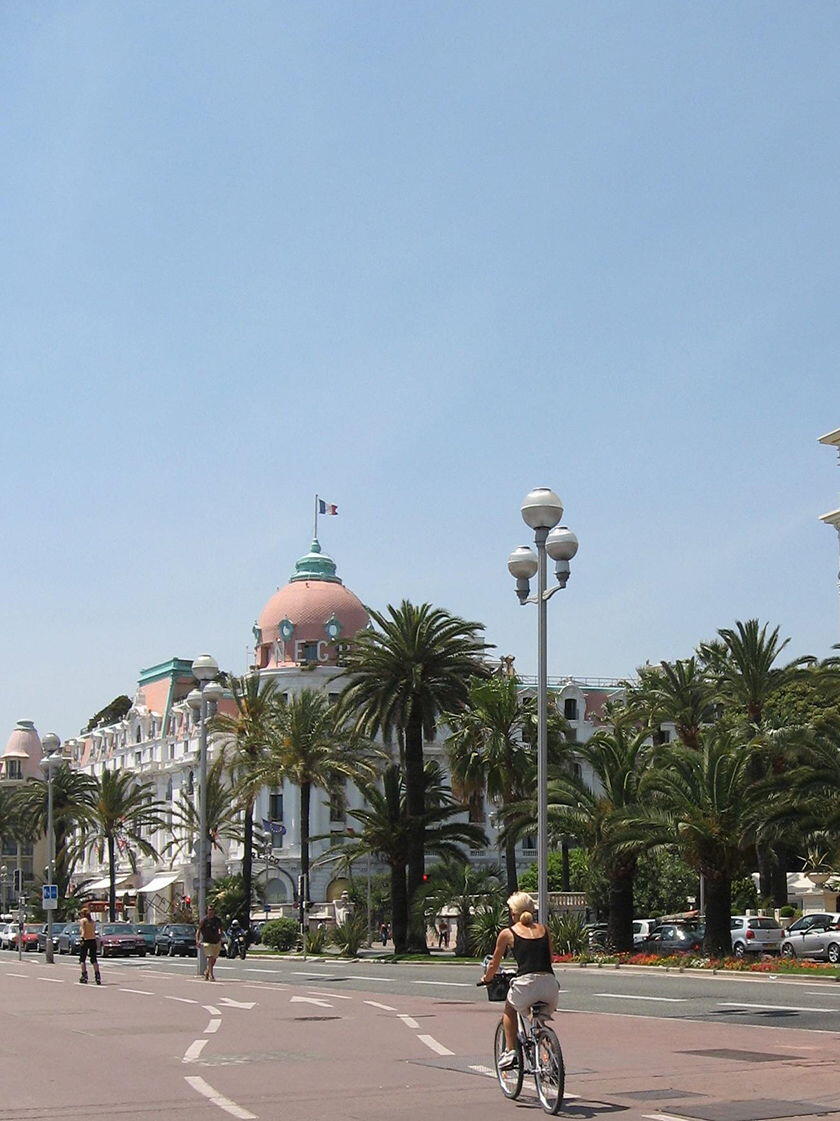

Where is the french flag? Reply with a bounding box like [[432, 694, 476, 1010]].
[[318, 499, 338, 515]]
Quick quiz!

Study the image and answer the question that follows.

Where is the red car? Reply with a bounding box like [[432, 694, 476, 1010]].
[[98, 922, 147, 957], [11, 924, 41, 952]]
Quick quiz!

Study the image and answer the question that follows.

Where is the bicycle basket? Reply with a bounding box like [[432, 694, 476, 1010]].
[[485, 971, 515, 1002]]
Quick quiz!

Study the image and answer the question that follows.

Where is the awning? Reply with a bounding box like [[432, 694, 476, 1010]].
[[137, 872, 179, 894], [82, 874, 133, 892]]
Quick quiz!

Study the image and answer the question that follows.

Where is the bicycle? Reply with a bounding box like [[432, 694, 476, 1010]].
[[478, 973, 565, 1114]]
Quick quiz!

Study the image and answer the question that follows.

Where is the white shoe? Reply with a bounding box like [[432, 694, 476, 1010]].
[[498, 1049, 518, 1070]]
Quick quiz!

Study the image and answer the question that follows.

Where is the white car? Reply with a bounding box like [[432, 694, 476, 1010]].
[[730, 915, 782, 957], [0, 922, 17, 950], [632, 919, 658, 946], [780, 913, 840, 962]]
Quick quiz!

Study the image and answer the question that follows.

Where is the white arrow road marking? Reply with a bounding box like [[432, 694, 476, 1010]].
[[183, 1039, 209, 1063], [205, 1019, 222, 1033], [718, 1001, 838, 1014], [185, 1075, 256, 1120], [203, 1005, 221, 1015], [398, 1014, 420, 1028], [594, 993, 688, 1003], [364, 1000, 397, 1011], [290, 995, 333, 1008], [417, 1034, 454, 1056], [218, 997, 257, 1009]]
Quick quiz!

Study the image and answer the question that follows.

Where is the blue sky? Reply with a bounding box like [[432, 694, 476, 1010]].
[[2, 2, 839, 741]]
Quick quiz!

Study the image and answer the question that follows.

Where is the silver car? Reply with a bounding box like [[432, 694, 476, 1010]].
[[780, 912, 840, 962], [730, 915, 782, 957]]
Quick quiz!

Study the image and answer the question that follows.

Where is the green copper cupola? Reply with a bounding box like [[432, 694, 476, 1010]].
[[289, 538, 342, 584]]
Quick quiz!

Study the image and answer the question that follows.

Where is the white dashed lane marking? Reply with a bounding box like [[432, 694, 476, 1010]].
[[417, 1034, 454, 1056], [182, 1039, 209, 1063], [398, 1014, 419, 1029], [364, 1000, 397, 1011], [184, 1075, 256, 1120]]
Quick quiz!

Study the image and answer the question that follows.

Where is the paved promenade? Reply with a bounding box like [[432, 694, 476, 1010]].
[[1, 953, 838, 1121]]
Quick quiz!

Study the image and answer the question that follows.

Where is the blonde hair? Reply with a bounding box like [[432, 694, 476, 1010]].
[[507, 891, 536, 926]]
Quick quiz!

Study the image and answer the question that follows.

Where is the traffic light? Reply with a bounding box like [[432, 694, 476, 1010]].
[[183, 895, 191, 906], [422, 873, 429, 883], [12, 870, 21, 892]]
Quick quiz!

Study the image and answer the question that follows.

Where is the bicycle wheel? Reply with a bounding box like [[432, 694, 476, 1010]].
[[534, 1025, 565, 1114], [494, 1020, 523, 1100]]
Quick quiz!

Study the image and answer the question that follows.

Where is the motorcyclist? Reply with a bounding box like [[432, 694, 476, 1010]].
[[226, 918, 247, 959]]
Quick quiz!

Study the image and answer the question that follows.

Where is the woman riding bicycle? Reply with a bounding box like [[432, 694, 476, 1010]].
[[481, 891, 560, 1070]]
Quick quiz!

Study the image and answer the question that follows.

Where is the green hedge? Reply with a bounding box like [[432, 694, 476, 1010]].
[[260, 917, 299, 951]]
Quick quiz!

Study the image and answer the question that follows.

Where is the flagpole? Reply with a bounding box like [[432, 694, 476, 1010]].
[[314, 494, 319, 540]]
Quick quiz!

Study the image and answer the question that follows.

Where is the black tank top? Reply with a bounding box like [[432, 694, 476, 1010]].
[[512, 927, 552, 976]]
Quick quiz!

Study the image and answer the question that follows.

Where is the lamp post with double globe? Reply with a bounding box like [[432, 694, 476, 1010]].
[[508, 488, 579, 925], [39, 732, 63, 964], [189, 656, 224, 977]]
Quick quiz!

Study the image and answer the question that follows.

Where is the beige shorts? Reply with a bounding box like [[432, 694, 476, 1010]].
[[203, 942, 221, 956], [507, 972, 560, 1013]]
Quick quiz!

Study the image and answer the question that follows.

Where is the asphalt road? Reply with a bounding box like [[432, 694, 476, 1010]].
[[2, 949, 840, 1121], [102, 951, 840, 1034]]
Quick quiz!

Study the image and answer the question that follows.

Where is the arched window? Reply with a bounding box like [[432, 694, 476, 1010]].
[[187, 770, 194, 796]]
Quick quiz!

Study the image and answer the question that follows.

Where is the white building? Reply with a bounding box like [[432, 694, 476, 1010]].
[[61, 536, 622, 922]]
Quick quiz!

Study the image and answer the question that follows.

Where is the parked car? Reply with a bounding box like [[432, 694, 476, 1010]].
[[132, 923, 160, 951], [639, 921, 704, 954], [730, 916, 782, 957], [11, 924, 42, 952], [99, 922, 147, 957], [780, 913, 840, 962], [633, 919, 658, 946], [585, 923, 610, 949], [36, 923, 68, 952], [0, 922, 16, 950], [154, 923, 198, 957], [58, 922, 102, 956]]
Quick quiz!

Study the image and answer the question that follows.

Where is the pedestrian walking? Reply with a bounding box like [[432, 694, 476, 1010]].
[[437, 919, 450, 949], [79, 907, 101, 985], [197, 905, 223, 981], [380, 921, 389, 946]]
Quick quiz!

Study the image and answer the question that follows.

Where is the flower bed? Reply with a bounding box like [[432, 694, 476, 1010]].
[[552, 950, 840, 976]]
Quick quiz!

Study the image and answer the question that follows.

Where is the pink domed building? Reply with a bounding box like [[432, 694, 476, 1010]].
[[253, 539, 369, 671]]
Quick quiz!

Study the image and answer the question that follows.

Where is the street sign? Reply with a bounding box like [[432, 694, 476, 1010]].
[[42, 884, 58, 911]]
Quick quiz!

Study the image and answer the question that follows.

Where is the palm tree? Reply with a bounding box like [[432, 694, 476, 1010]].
[[633, 731, 765, 956], [339, 600, 489, 950], [700, 619, 816, 903], [416, 855, 502, 956], [315, 762, 487, 952], [79, 770, 168, 920], [250, 689, 378, 918], [699, 620, 814, 725], [165, 753, 245, 881], [210, 673, 282, 924], [509, 722, 652, 952], [625, 657, 718, 750], [11, 766, 98, 899], [446, 675, 570, 894]]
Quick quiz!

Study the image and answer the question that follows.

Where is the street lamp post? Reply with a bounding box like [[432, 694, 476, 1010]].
[[508, 488, 579, 925], [190, 655, 223, 978], [39, 732, 63, 964]]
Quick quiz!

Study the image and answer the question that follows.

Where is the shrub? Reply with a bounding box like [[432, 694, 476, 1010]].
[[332, 913, 367, 957], [260, 917, 298, 951], [469, 899, 509, 957], [779, 905, 798, 918], [548, 912, 588, 956], [304, 923, 328, 954]]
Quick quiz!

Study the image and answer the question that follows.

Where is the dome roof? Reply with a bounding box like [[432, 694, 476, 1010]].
[[255, 539, 369, 668], [2, 720, 44, 780]]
